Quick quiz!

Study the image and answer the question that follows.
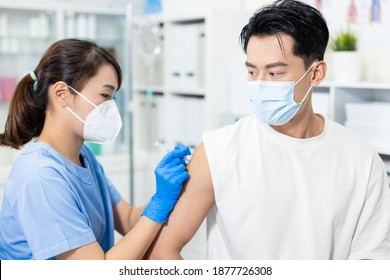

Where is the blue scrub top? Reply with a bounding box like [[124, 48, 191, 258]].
[[0, 142, 122, 260]]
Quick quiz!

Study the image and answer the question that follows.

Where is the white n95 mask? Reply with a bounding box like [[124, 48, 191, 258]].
[[66, 85, 122, 144], [248, 63, 315, 126]]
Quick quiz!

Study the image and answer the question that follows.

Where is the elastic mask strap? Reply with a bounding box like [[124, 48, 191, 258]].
[[66, 106, 86, 124], [68, 85, 97, 108], [294, 62, 316, 86], [299, 86, 313, 105]]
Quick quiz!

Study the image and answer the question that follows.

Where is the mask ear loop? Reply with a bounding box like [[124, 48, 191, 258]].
[[294, 62, 318, 104], [294, 62, 317, 86], [68, 85, 97, 108], [299, 85, 313, 105], [66, 107, 86, 124], [66, 85, 98, 124]]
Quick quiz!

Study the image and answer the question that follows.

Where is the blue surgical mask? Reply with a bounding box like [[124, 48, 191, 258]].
[[248, 63, 315, 126]]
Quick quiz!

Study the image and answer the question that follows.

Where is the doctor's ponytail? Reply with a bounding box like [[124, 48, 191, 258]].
[[0, 72, 46, 149]]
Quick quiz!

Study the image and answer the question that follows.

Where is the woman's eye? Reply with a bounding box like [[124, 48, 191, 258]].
[[101, 94, 112, 100]]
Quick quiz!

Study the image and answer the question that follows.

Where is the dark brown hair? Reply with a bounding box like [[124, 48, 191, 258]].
[[0, 38, 122, 149]]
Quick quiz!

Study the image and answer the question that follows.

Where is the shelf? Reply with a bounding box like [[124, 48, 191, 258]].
[[383, 160, 390, 172], [164, 12, 207, 23], [135, 13, 206, 25], [169, 18, 205, 25], [321, 81, 390, 90], [134, 85, 165, 93], [376, 146, 390, 157], [316, 81, 390, 92], [134, 86, 207, 97], [169, 88, 206, 97], [317, 80, 332, 88]]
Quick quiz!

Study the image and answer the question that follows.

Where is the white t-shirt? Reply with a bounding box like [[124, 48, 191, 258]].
[[203, 114, 390, 259]]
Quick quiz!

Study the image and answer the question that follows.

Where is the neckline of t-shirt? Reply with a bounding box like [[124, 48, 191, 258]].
[[257, 114, 330, 148], [28, 142, 93, 184]]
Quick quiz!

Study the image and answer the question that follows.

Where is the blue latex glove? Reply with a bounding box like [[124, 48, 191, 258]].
[[142, 144, 191, 223]]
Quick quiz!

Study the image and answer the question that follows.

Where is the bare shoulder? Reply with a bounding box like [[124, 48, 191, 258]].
[[167, 142, 215, 230], [186, 143, 213, 189], [145, 143, 214, 259], [182, 142, 215, 210]]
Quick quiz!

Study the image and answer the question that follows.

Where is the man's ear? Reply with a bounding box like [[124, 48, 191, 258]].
[[52, 81, 70, 107], [311, 61, 327, 87]]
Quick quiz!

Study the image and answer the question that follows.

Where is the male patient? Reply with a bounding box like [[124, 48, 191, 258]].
[[146, 0, 390, 259]]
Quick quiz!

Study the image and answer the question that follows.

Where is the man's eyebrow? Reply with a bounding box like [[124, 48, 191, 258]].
[[264, 61, 288, 68], [245, 61, 288, 69], [245, 61, 257, 68]]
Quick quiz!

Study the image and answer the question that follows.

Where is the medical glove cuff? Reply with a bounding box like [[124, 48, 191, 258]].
[[142, 194, 177, 223]]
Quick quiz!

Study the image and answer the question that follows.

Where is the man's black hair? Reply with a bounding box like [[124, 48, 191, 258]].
[[240, 0, 329, 68]]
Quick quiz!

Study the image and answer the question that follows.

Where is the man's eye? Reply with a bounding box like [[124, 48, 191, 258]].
[[248, 71, 256, 76], [269, 72, 282, 77]]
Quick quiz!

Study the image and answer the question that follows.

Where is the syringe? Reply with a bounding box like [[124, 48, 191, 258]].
[[154, 140, 192, 164]]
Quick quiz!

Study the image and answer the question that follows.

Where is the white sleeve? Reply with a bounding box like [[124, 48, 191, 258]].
[[348, 154, 390, 259]]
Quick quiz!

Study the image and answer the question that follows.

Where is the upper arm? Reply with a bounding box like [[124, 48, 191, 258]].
[[15, 176, 97, 259], [349, 156, 390, 259], [113, 199, 132, 236], [145, 143, 215, 259], [56, 241, 105, 260]]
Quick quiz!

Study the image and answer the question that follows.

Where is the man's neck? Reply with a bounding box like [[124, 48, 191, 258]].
[[271, 112, 325, 139]]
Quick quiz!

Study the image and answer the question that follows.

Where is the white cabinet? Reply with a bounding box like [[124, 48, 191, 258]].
[[132, 10, 252, 154], [313, 82, 390, 156]]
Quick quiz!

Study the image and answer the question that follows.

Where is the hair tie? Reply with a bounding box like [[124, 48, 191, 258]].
[[29, 70, 38, 91]]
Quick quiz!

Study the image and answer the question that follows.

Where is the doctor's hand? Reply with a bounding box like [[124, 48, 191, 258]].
[[142, 144, 191, 223]]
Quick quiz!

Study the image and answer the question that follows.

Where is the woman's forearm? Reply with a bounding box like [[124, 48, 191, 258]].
[[128, 204, 147, 230], [107, 216, 162, 260]]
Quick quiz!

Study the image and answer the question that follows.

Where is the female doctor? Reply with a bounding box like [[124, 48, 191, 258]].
[[0, 38, 190, 260]]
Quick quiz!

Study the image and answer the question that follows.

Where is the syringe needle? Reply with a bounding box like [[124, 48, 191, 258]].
[[154, 140, 192, 164]]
